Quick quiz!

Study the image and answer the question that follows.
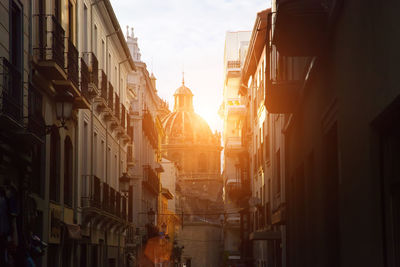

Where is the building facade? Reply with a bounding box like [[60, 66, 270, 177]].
[[240, 8, 287, 267], [126, 27, 164, 260], [265, 0, 400, 266], [0, 0, 135, 266], [220, 30, 251, 266]]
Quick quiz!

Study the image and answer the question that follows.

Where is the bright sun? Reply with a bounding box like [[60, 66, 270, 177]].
[[196, 106, 223, 133]]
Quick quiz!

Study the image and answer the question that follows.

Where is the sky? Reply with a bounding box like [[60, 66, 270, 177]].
[[110, 0, 269, 131]]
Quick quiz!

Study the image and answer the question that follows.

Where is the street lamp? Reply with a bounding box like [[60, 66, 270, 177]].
[[46, 92, 74, 134], [119, 172, 130, 196], [55, 92, 74, 127]]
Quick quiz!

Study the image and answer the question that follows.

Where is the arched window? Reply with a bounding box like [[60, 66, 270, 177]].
[[198, 153, 207, 172], [50, 127, 60, 202], [64, 136, 73, 207]]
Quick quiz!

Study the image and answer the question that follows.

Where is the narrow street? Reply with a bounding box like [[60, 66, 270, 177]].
[[0, 0, 399, 267]]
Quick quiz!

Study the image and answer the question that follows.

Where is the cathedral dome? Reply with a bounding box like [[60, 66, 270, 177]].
[[162, 111, 213, 143], [161, 79, 216, 144]]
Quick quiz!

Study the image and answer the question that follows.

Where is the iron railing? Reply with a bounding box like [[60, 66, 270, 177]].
[[33, 15, 65, 69], [67, 40, 79, 88], [108, 82, 114, 111], [81, 175, 102, 208], [0, 57, 22, 123], [82, 52, 99, 88], [115, 94, 120, 120], [100, 70, 108, 100], [109, 187, 116, 214], [121, 105, 126, 128], [80, 57, 90, 99], [81, 175, 127, 220], [143, 165, 160, 195], [227, 60, 240, 69]]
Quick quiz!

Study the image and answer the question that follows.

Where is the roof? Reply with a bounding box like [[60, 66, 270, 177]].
[[162, 111, 214, 144], [103, 0, 136, 71], [241, 9, 270, 90], [174, 84, 194, 96]]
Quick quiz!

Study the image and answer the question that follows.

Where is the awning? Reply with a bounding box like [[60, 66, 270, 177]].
[[64, 223, 82, 240], [249, 230, 281, 241]]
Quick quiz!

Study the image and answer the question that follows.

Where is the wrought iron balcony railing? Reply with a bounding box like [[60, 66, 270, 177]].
[[81, 175, 102, 209], [142, 110, 158, 149], [100, 70, 108, 101], [66, 40, 79, 89], [121, 105, 126, 128], [33, 14, 65, 70], [108, 82, 114, 111], [80, 57, 90, 100], [227, 60, 241, 69], [82, 52, 99, 88], [143, 164, 160, 195], [0, 57, 22, 124], [115, 94, 120, 120]]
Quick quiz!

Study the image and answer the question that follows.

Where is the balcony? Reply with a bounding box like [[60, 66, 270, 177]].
[[227, 60, 241, 70], [273, 0, 329, 56], [53, 40, 83, 100], [225, 177, 251, 202], [226, 103, 246, 118], [82, 52, 99, 97], [104, 82, 117, 122], [94, 70, 110, 114], [225, 136, 243, 154], [81, 175, 102, 209], [33, 15, 66, 81], [81, 175, 129, 225], [127, 145, 135, 167], [0, 57, 23, 129], [266, 13, 312, 113], [143, 165, 160, 195], [142, 110, 158, 149], [108, 82, 114, 112]]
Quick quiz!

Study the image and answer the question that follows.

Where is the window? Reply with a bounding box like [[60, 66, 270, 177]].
[[50, 128, 61, 202], [101, 140, 105, 180], [93, 25, 98, 56], [10, 1, 22, 68], [83, 4, 88, 51], [68, 1, 74, 42], [276, 149, 281, 194], [82, 121, 88, 175], [93, 132, 98, 176], [101, 40, 105, 69], [54, 0, 61, 21], [64, 136, 73, 207]]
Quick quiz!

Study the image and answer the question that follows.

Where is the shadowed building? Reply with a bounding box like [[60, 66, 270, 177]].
[[161, 79, 223, 267]]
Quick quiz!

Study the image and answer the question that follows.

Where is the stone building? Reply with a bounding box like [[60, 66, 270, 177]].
[[0, 0, 136, 266], [126, 27, 164, 258], [161, 79, 223, 267], [219, 30, 251, 266], [240, 8, 286, 267]]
